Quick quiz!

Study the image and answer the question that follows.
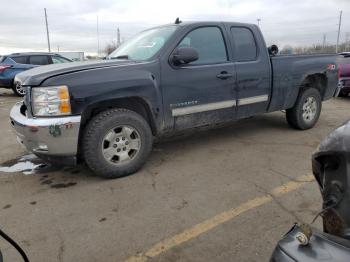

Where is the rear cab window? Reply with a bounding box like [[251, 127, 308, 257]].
[[230, 27, 257, 62], [29, 55, 50, 65]]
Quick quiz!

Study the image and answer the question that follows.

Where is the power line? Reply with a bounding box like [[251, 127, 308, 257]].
[[44, 8, 51, 52]]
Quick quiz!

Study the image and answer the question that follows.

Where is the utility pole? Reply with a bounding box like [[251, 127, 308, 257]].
[[96, 15, 100, 57], [44, 8, 51, 52], [336, 10, 342, 53], [346, 32, 350, 52], [117, 27, 121, 47], [257, 18, 261, 27]]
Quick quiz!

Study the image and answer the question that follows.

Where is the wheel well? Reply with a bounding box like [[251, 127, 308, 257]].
[[300, 74, 327, 99], [81, 97, 157, 135]]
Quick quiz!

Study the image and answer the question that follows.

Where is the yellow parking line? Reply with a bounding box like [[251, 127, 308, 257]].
[[125, 174, 314, 262]]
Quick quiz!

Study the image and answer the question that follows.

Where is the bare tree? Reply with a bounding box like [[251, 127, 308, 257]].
[[104, 41, 118, 55]]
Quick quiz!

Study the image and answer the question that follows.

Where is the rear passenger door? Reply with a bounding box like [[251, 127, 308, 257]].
[[228, 26, 272, 118], [29, 55, 50, 65]]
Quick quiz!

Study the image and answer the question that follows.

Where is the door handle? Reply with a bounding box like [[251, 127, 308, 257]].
[[216, 71, 233, 80]]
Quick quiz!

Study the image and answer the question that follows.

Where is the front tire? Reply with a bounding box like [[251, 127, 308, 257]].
[[286, 88, 322, 130], [11, 81, 25, 97], [82, 108, 153, 178]]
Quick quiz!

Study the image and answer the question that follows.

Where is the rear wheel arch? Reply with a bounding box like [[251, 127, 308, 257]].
[[299, 73, 327, 100]]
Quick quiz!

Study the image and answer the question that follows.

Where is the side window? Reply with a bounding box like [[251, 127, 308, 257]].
[[230, 27, 257, 62], [177, 27, 228, 65], [29, 55, 49, 65], [11, 56, 27, 64]]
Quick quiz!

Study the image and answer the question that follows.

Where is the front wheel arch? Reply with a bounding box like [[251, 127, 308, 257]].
[[80, 97, 158, 135]]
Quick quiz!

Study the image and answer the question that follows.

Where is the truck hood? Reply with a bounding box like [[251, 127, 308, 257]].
[[15, 59, 143, 86]]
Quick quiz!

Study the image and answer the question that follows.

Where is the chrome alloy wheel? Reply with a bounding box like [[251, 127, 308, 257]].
[[15, 82, 26, 96], [102, 125, 141, 164], [302, 96, 317, 123]]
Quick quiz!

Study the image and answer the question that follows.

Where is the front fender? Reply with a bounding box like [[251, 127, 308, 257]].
[[41, 61, 163, 129]]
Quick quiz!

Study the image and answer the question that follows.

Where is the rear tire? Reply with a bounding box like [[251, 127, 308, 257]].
[[11, 81, 25, 97], [286, 88, 322, 130], [82, 108, 153, 178]]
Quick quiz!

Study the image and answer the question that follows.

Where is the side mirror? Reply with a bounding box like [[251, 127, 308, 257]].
[[172, 47, 199, 65], [268, 45, 279, 56]]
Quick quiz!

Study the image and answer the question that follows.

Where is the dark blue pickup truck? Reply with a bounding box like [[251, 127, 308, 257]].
[[10, 21, 340, 178]]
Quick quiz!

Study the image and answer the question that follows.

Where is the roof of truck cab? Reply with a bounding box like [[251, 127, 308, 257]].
[[152, 21, 256, 28], [183, 21, 255, 27]]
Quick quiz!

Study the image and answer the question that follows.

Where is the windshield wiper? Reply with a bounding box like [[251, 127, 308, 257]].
[[112, 55, 129, 60]]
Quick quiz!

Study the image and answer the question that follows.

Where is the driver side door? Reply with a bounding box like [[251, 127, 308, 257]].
[[161, 25, 237, 131]]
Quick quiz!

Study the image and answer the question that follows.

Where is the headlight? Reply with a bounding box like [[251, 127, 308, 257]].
[[32, 86, 71, 116]]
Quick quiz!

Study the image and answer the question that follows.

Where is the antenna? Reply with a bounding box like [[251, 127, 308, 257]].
[[175, 17, 182, 24]]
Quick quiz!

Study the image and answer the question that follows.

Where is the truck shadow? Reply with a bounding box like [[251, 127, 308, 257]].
[[0, 90, 18, 97], [155, 112, 289, 147], [34, 113, 288, 182], [0, 112, 314, 183]]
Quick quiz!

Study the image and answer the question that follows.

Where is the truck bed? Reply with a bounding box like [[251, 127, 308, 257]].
[[268, 54, 339, 112]]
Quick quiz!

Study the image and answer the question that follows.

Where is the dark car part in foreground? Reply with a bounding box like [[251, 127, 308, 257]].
[[0, 229, 29, 262], [271, 224, 350, 262], [10, 20, 340, 178], [0, 53, 72, 96], [271, 120, 350, 261]]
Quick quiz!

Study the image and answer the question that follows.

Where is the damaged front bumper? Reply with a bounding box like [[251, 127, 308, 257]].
[[10, 102, 81, 165]]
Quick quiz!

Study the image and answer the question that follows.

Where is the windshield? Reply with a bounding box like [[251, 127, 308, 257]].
[[109, 25, 177, 61]]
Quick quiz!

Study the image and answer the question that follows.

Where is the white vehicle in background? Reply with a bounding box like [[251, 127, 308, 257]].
[[57, 52, 85, 61]]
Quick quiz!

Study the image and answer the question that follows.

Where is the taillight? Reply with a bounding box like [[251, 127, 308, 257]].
[[0, 65, 12, 73]]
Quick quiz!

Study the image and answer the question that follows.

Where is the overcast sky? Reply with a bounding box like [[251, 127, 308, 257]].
[[0, 0, 349, 55]]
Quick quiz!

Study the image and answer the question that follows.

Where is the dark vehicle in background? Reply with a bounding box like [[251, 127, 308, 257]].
[[10, 21, 340, 178], [338, 62, 350, 97], [0, 53, 72, 96], [271, 120, 350, 261]]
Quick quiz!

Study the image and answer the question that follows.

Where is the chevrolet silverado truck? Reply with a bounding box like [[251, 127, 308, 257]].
[[10, 21, 340, 178]]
